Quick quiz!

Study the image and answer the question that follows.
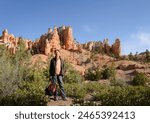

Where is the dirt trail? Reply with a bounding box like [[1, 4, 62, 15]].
[[47, 97, 73, 106]]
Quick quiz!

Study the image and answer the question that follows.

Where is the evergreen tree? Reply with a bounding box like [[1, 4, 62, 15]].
[[128, 52, 134, 60]]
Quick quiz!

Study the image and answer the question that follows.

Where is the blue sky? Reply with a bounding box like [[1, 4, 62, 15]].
[[0, 0, 150, 55]]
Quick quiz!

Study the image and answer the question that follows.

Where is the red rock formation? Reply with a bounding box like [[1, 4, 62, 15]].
[[32, 26, 78, 55], [63, 27, 75, 50], [103, 38, 111, 55], [77, 44, 83, 53], [0, 29, 32, 54], [58, 26, 78, 50], [48, 26, 61, 52], [112, 38, 121, 56], [32, 26, 61, 56], [82, 38, 121, 57]]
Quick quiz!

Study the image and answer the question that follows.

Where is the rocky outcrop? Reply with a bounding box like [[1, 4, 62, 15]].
[[103, 38, 111, 55], [58, 26, 77, 50], [117, 63, 145, 71], [0, 26, 81, 55], [32, 26, 79, 55], [83, 41, 102, 51], [45, 26, 61, 55], [0, 26, 121, 56], [82, 38, 121, 57], [32, 26, 61, 55], [112, 38, 121, 56], [0, 29, 32, 54]]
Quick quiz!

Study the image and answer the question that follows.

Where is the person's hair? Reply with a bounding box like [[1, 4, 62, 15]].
[[54, 49, 60, 53]]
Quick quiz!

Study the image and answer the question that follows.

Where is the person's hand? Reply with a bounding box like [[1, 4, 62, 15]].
[[49, 76, 52, 81]]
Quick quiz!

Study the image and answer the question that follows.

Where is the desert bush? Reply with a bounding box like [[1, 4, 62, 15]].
[[64, 83, 86, 99], [132, 73, 149, 86], [85, 65, 116, 81], [63, 61, 84, 83], [12, 68, 48, 106], [84, 82, 107, 93], [0, 38, 49, 105], [85, 67, 102, 81], [128, 52, 134, 61], [102, 66, 116, 79], [110, 77, 127, 87], [64, 82, 108, 100], [0, 40, 31, 100], [0, 66, 49, 106], [93, 86, 150, 106]]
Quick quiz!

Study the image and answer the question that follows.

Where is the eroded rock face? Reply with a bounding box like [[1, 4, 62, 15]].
[[118, 63, 145, 71], [32, 26, 61, 55], [58, 26, 78, 50], [0, 26, 121, 56], [62, 27, 75, 50], [0, 26, 79, 55], [103, 39, 111, 55], [0, 29, 31, 54], [32, 26, 78, 55], [112, 38, 121, 56], [82, 38, 121, 57], [82, 41, 101, 51]]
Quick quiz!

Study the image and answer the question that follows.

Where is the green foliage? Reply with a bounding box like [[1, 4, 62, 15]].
[[0, 45, 6, 56], [11, 68, 48, 106], [85, 68, 102, 81], [64, 83, 86, 99], [0, 65, 49, 105], [84, 82, 107, 93], [128, 52, 134, 60], [0, 38, 31, 100], [110, 77, 127, 87], [85, 66, 116, 81], [102, 66, 116, 79], [132, 73, 149, 86], [93, 86, 150, 106], [63, 61, 84, 83], [0, 38, 49, 105], [64, 82, 108, 100], [64, 81, 150, 106]]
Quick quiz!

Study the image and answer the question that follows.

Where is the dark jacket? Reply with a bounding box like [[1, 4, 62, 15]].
[[49, 57, 65, 76]]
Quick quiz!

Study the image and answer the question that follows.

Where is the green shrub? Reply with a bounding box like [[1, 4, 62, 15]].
[[93, 86, 150, 106], [0, 39, 31, 100], [0, 38, 49, 105], [132, 73, 149, 86], [64, 83, 86, 99], [102, 66, 116, 79], [64, 61, 84, 83], [85, 68, 102, 81], [0, 66, 48, 106], [84, 82, 107, 93], [110, 77, 127, 87], [85, 66, 116, 81], [128, 52, 134, 61]]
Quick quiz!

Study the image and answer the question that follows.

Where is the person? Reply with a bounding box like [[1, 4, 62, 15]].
[[49, 49, 67, 101]]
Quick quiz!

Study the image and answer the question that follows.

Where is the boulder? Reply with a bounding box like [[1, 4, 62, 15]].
[[117, 63, 145, 71]]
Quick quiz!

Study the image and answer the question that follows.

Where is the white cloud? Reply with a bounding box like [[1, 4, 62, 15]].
[[122, 31, 150, 55], [135, 32, 150, 45], [83, 25, 93, 33]]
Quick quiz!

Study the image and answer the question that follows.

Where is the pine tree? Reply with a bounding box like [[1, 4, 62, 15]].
[[128, 52, 133, 60]]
